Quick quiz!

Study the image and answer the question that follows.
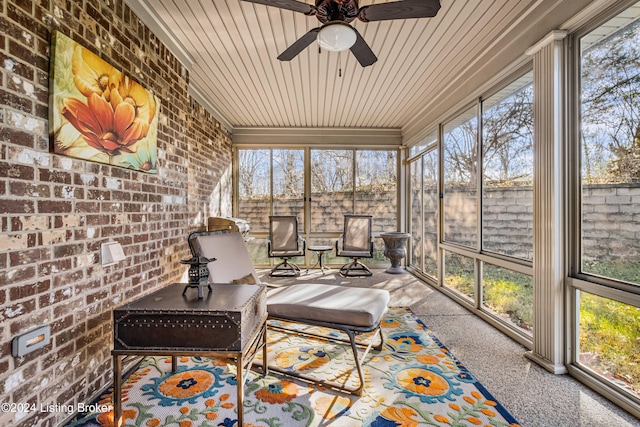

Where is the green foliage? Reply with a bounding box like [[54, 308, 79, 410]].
[[583, 260, 640, 285], [442, 258, 640, 395], [482, 268, 533, 331], [579, 292, 640, 395]]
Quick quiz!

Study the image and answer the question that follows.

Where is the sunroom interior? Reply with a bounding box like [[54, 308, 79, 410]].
[[2, 0, 640, 426]]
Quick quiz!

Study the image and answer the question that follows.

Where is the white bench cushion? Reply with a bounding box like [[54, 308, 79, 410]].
[[267, 283, 390, 328]]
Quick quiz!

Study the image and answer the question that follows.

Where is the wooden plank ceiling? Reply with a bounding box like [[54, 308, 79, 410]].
[[127, 0, 584, 131]]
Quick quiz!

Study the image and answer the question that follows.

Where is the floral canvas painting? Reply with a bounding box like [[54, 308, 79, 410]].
[[49, 31, 159, 173]]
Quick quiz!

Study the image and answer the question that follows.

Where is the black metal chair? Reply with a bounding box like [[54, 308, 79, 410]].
[[268, 215, 306, 277], [336, 215, 374, 277]]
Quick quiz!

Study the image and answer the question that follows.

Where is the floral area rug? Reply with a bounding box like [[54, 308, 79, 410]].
[[65, 307, 521, 427]]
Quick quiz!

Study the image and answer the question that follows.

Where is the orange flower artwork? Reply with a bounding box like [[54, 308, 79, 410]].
[[49, 31, 159, 173]]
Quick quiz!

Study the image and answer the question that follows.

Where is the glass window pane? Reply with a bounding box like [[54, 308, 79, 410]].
[[578, 291, 640, 397], [443, 250, 474, 301], [423, 149, 439, 277], [443, 106, 478, 248], [311, 149, 354, 232], [410, 132, 437, 157], [245, 237, 269, 266], [356, 150, 397, 233], [272, 149, 304, 223], [580, 6, 640, 284], [410, 159, 423, 269], [482, 74, 534, 261], [482, 263, 533, 333], [238, 149, 270, 232]]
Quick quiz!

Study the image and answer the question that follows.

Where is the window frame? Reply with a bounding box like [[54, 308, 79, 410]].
[[567, 0, 640, 415]]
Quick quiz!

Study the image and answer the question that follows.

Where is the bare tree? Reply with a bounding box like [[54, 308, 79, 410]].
[[238, 149, 269, 198], [443, 116, 478, 186], [582, 19, 640, 183], [273, 149, 303, 197], [482, 86, 534, 186]]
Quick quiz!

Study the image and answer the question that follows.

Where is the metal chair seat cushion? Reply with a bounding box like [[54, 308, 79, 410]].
[[339, 250, 374, 258], [269, 250, 304, 257], [266, 283, 390, 328]]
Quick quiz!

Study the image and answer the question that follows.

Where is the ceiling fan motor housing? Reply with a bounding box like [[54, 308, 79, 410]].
[[315, 0, 359, 23]]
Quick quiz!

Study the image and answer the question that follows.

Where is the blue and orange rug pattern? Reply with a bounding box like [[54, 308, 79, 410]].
[[65, 307, 521, 427]]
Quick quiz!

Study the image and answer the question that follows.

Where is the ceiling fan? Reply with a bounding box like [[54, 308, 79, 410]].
[[241, 0, 441, 67]]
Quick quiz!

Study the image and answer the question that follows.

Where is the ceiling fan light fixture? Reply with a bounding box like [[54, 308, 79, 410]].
[[317, 22, 357, 52]]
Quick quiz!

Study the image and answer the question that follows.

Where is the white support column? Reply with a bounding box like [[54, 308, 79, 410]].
[[525, 31, 568, 374]]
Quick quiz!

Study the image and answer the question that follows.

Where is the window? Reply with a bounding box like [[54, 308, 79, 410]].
[[410, 159, 423, 270], [443, 107, 478, 248], [443, 250, 474, 301], [238, 149, 270, 232], [418, 71, 534, 337], [408, 132, 437, 278], [579, 5, 640, 285], [482, 73, 534, 261], [311, 149, 354, 233], [573, 1, 640, 405], [273, 149, 304, 221], [423, 149, 439, 277], [577, 290, 640, 398], [356, 150, 398, 233], [237, 147, 397, 266], [482, 262, 533, 333]]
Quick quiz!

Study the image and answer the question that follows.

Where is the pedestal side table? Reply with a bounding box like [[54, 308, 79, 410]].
[[307, 245, 333, 274]]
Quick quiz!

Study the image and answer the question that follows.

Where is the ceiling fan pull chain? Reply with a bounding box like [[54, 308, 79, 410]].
[[339, 53, 342, 78]]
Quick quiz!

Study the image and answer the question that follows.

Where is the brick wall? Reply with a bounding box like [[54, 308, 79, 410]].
[[0, 1, 232, 426]]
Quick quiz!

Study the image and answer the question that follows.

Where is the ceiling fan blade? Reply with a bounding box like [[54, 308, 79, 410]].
[[358, 0, 441, 22], [240, 0, 315, 15], [277, 28, 321, 61], [350, 28, 377, 67]]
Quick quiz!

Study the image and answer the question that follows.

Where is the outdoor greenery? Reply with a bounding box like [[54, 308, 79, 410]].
[[445, 258, 640, 395], [482, 265, 533, 332], [444, 257, 533, 331], [580, 291, 640, 396]]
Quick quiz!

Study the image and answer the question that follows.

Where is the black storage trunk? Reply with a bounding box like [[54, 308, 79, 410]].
[[113, 283, 267, 352]]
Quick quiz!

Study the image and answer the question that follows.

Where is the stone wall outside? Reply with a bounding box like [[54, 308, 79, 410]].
[[244, 184, 640, 264]]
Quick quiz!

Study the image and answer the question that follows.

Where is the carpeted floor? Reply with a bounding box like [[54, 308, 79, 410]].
[[65, 307, 521, 427], [261, 268, 640, 427], [64, 267, 640, 427]]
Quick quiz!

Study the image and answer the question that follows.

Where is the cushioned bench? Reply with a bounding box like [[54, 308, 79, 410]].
[[188, 230, 390, 395]]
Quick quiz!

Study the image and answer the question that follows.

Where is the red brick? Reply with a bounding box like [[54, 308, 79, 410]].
[[9, 281, 45, 300], [0, 264, 36, 284], [0, 161, 35, 180], [8, 246, 46, 266], [38, 169, 72, 184], [37, 200, 72, 213], [0, 88, 33, 115], [2, 298, 36, 320], [7, 3, 48, 39], [9, 181, 51, 197], [38, 258, 72, 275]]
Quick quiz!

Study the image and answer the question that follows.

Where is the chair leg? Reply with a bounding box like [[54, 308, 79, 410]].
[[339, 259, 372, 277], [266, 319, 383, 396], [270, 259, 301, 277]]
